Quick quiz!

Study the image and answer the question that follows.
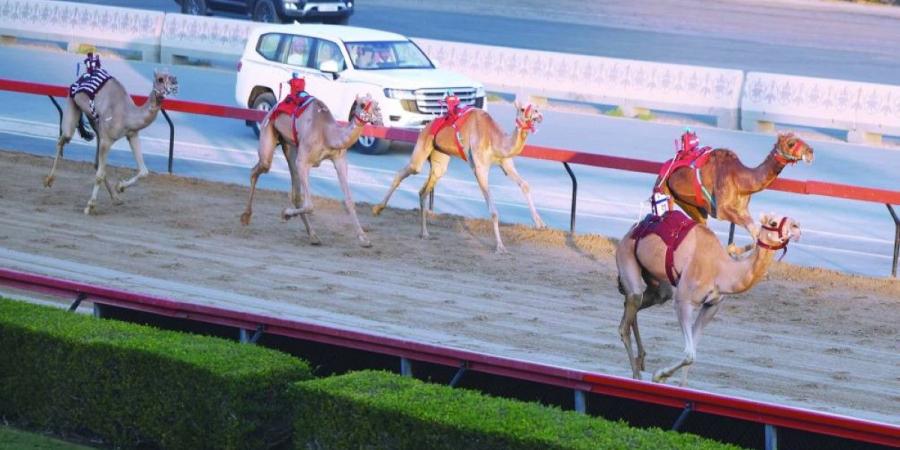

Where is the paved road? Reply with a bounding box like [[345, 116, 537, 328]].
[[0, 46, 897, 277], [68, 0, 900, 83]]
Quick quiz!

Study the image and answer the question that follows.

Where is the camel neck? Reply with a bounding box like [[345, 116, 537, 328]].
[[715, 244, 777, 293], [498, 126, 529, 158], [328, 116, 367, 150], [743, 148, 786, 193]]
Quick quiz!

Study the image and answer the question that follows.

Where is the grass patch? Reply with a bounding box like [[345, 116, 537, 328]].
[[0, 425, 96, 450]]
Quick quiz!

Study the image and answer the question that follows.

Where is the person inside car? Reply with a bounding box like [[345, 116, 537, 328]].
[[286, 37, 308, 66]]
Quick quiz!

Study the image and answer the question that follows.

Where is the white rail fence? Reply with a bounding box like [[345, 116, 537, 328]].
[[1, 0, 899, 143]]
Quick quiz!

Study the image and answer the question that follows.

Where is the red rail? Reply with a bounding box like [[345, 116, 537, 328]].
[[0, 267, 896, 447], [2, 78, 896, 205]]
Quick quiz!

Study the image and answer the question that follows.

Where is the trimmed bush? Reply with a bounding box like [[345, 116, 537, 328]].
[[0, 298, 312, 449], [292, 370, 744, 450]]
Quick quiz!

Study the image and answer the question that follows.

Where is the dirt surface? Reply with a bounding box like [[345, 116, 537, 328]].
[[0, 149, 898, 424]]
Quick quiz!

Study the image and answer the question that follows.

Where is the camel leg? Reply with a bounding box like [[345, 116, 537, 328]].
[[282, 144, 319, 245], [652, 294, 697, 384], [675, 200, 708, 224], [332, 155, 371, 247], [618, 293, 644, 379], [677, 297, 723, 386], [500, 158, 545, 228], [85, 139, 112, 215], [372, 133, 434, 216], [282, 158, 316, 221], [45, 98, 80, 188], [114, 133, 149, 193], [240, 122, 278, 226], [472, 163, 505, 253], [417, 152, 450, 240]]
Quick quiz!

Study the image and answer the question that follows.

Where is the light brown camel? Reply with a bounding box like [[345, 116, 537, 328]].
[[44, 69, 179, 215], [658, 133, 812, 251], [240, 95, 382, 247], [371, 102, 545, 253], [615, 211, 801, 385]]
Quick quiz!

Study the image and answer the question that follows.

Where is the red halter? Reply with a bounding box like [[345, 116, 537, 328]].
[[516, 104, 537, 133], [353, 99, 373, 125], [756, 217, 791, 260]]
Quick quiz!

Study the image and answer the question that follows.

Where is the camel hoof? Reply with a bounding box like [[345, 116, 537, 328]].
[[371, 204, 384, 216], [43, 176, 54, 188], [240, 212, 252, 226], [495, 245, 509, 255], [112, 196, 124, 206], [651, 370, 668, 384], [115, 182, 126, 194], [83, 204, 95, 215], [309, 235, 322, 246], [281, 208, 292, 221], [359, 238, 372, 248]]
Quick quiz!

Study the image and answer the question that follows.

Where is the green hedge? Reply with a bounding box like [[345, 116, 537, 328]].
[[0, 298, 312, 450], [292, 371, 744, 450]]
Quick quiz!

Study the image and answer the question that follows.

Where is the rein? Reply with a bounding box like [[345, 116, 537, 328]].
[[756, 217, 791, 260], [353, 101, 373, 125]]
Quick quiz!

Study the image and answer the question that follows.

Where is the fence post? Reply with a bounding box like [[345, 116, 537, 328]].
[[563, 162, 577, 234], [888, 204, 899, 278], [161, 109, 175, 174], [764, 424, 778, 450]]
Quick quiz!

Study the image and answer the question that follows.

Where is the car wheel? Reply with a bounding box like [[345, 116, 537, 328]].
[[252, 0, 279, 23], [250, 92, 276, 137], [181, 0, 207, 15], [353, 135, 392, 155]]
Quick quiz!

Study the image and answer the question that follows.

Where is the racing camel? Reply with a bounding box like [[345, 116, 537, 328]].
[[44, 56, 178, 215], [615, 210, 801, 385], [656, 132, 812, 253], [372, 99, 545, 253], [239, 82, 382, 247]]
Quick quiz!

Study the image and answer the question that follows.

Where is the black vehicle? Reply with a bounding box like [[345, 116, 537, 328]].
[[176, 0, 354, 25]]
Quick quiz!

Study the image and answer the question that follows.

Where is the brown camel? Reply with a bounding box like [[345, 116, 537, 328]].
[[44, 69, 179, 215], [658, 133, 812, 250], [240, 95, 382, 247], [615, 211, 801, 385], [371, 102, 545, 253]]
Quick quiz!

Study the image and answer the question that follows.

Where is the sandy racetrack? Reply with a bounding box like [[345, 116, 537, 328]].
[[0, 150, 897, 424]]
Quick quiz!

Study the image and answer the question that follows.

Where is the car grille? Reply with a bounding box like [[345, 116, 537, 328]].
[[410, 88, 479, 115]]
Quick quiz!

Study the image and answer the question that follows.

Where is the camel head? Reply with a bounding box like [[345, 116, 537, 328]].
[[152, 68, 179, 98], [756, 213, 801, 254], [352, 94, 383, 126], [513, 101, 543, 133], [774, 132, 813, 165]]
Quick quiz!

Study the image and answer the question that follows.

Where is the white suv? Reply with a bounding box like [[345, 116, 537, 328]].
[[235, 23, 486, 154]]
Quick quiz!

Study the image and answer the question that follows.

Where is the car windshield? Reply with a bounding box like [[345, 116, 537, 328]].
[[345, 41, 432, 70]]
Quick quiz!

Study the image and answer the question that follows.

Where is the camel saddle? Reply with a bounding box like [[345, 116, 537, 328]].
[[271, 92, 315, 145], [69, 68, 113, 101], [656, 145, 717, 216], [430, 104, 475, 161], [632, 210, 698, 286]]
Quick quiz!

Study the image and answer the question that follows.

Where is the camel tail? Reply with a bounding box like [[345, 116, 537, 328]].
[[76, 113, 94, 141]]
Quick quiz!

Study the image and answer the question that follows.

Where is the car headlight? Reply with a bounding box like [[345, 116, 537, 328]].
[[475, 86, 486, 97], [384, 88, 416, 100]]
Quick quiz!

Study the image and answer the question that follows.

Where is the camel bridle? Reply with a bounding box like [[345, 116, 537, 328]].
[[757, 217, 794, 260], [353, 99, 375, 125], [772, 138, 806, 165], [516, 104, 541, 133]]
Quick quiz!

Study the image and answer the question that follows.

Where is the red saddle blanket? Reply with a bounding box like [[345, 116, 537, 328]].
[[632, 210, 698, 286], [657, 146, 715, 211], [271, 93, 315, 144], [429, 106, 475, 161]]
